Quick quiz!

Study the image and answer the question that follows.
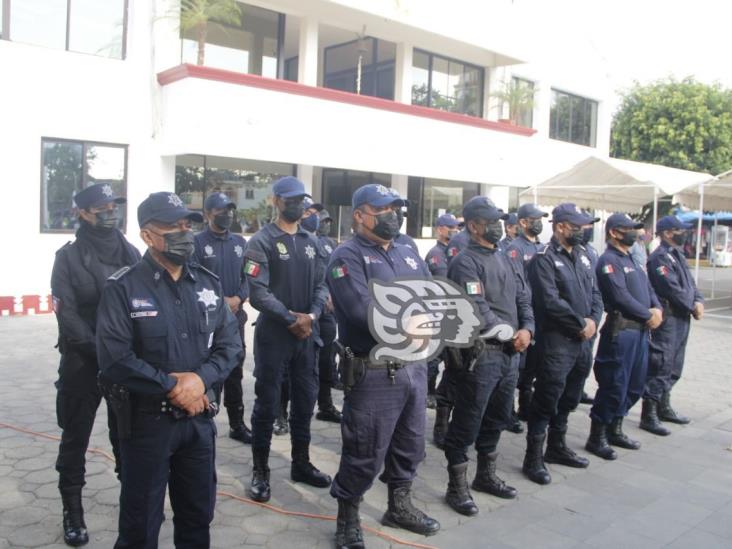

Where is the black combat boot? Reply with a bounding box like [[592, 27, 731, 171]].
[[658, 391, 690, 424], [291, 442, 331, 488], [639, 399, 671, 436], [472, 452, 517, 499], [445, 462, 479, 516], [381, 483, 440, 536], [227, 405, 253, 444], [517, 389, 532, 421], [248, 447, 271, 502], [433, 406, 450, 449], [522, 433, 551, 485], [545, 426, 590, 468], [585, 420, 617, 460], [335, 498, 365, 549], [60, 487, 88, 547], [316, 385, 342, 423], [607, 417, 641, 450]]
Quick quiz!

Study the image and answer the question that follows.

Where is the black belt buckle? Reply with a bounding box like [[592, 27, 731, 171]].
[[386, 361, 398, 384]]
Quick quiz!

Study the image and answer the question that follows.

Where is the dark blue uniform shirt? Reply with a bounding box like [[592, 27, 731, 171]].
[[583, 242, 600, 270], [596, 245, 660, 323], [528, 237, 603, 339], [425, 241, 449, 277], [244, 223, 329, 326], [194, 227, 248, 300], [647, 240, 704, 316], [448, 240, 534, 335], [394, 233, 419, 254], [96, 252, 242, 395], [497, 235, 515, 253], [327, 235, 431, 355], [445, 229, 470, 265], [506, 235, 543, 277]]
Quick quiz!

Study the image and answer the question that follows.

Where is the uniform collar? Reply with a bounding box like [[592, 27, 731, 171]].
[[354, 233, 393, 250], [467, 239, 497, 255], [519, 234, 536, 245], [142, 251, 196, 283], [606, 243, 629, 257], [550, 236, 574, 257], [436, 240, 449, 249], [264, 221, 308, 239], [659, 240, 681, 253], [206, 226, 231, 240]]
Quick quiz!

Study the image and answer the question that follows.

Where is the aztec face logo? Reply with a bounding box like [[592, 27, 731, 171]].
[[368, 277, 484, 364]]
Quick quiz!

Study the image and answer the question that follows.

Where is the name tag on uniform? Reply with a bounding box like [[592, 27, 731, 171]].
[[130, 311, 159, 318]]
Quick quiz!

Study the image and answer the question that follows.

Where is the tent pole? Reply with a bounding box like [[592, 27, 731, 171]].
[[533, 186, 538, 203], [652, 186, 658, 236], [694, 183, 704, 284], [712, 215, 717, 299]]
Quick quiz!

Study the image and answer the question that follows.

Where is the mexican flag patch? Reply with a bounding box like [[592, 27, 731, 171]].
[[244, 260, 260, 277], [601, 264, 614, 275], [656, 265, 669, 277], [331, 264, 348, 279], [465, 281, 482, 295]]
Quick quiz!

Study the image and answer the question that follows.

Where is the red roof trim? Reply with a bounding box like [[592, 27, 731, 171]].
[[157, 64, 537, 137]]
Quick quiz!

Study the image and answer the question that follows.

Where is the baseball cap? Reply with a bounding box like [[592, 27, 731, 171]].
[[505, 213, 518, 225], [435, 213, 459, 228], [656, 215, 692, 232], [74, 183, 126, 210], [203, 192, 236, 211], [137, 192, 203, 227], [517, 203, 548, 220], [352, 184, 405, 209], [462, 196, 508, 222], [318, 209, 333, 222], [272, 176, 311, 199], [606, 213, 644, 232], [551, 203, 596, 226]]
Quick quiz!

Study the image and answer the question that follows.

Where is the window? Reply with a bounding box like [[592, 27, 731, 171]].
[[175, 155, 295, 235], [411, 50, 484, 117], [181, 2, 282, 78], [321, 169, 391, 240], [41, 138, 128, 233], [550, 89, 598, 147], [7, 0, 127, 58], [407, 177, 480, 238], [323, 37, 396, 100], [510, 77, 534, 128]]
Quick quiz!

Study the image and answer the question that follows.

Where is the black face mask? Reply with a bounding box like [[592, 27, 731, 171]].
[[280, 198, 305, 223], [370, 210, 400, 241], [95, 209, 119, 230], [582, 227, 594, 245], [160, 230, 195, 265], [616, 230, 637, 247], [672, 232, 688, 247], [317, 220, 332, 237], [527, 219, 544, 237], [301, 212, 320, 233], [566, 228, 585, 246], [213, 212, 233, 230], [483, 221, 503, 245], [395, 209, 405, 232]]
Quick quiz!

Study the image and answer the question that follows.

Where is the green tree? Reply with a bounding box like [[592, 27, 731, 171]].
[[611, 78, 732, 174], [180, 0, 242, 65]]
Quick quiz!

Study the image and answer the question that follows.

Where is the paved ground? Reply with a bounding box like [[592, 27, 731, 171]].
[[0, 312, 731, 549]]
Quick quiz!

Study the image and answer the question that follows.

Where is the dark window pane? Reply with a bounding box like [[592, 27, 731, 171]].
[[69, 0, 125, 58], [412, 50, 482, 116], [411, 50, 430, 106], [11, 0, 67, 50], [284, 56, 298, 81], [42, 141, 83, 231], [420, 179, 476, 238], [511, 77, 534, 128], [323, 37, 394, 98]]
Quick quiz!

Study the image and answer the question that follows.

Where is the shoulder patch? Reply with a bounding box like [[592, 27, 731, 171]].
[[537, 245, 549, 255], [108, 266, 131, 281]]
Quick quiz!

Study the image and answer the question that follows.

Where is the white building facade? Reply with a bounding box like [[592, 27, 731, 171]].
[[0, 0, 614, 313]]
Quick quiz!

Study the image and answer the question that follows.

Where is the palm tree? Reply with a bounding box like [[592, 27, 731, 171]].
[[492, 79, 537, 126], [180, 0, 243, 66]]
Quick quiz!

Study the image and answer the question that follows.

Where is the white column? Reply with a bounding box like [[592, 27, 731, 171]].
[[484, 66, 505, 121], [297, 16, 319, 87], [297, 164, 315, 196], [394, 42, 413, 104], [533, 78, 552, 138]]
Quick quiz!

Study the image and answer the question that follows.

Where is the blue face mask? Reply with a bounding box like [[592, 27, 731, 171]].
[[301, 212, 320, 233]]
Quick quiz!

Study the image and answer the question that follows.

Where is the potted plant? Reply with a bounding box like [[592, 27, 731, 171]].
[[491, 80, 537, 126], [180, 0, 243, 66]]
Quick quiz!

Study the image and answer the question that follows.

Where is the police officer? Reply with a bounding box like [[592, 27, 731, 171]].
[[579, 214, 601, 406], [443, 197, 534, 516], [523, 203, 603, 485], [328, 184, 440, 548], [506, 203, 548, 423], [194, 192, 253, 444], [391, 197, 419, 253], [498, 212, 519, 252], [51, 183, 140, 546], [244, 177, 331, 503], [445, 223, 471, 265], [96, 192, 242, 548], [641, 215, 704, 434], [586, 214, 663, 460], [302, 200, 342, 423]]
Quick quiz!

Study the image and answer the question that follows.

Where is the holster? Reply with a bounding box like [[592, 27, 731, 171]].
[[334, 341, 365, 394], [607, 311, 644, 337], [98, 376, 132, 440]]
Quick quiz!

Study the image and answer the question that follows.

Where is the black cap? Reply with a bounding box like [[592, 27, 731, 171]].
[[318, 209, 333, 222], [551, 203, 595, 226], [137, 192, 203, 228], [606, 213, 644, 231], [462, 196, 508, 222], [505, 213, 518, 225], [517, 203, 548, 220], [203, 192, 236, 211], [656, 215, 692, 232], [74, 183, 126, 210]]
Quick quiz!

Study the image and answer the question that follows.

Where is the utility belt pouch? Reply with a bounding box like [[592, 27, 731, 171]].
[[334, 341, 364, 394], [98, 376, 132, 440]]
